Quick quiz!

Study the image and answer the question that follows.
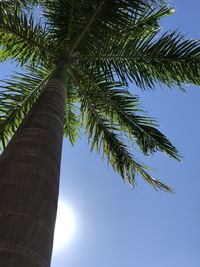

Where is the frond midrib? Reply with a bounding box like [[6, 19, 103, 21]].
[[68, 0, 105, 58], [81, 54, 200, 63]]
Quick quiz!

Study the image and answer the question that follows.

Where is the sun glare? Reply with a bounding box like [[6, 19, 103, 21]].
[[53, 201, 76, 252]]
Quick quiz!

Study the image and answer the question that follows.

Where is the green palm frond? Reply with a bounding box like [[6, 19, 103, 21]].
[[83, 91, 172, 192], [0, 7, 57, 66], [139, 31, 200, 88], [63, 81, 80, 145], [76, 5, 174, 58], [133, 6, 175, 31], [69, 67, 173, 192], [41, 0, 167, 55], [64, 104, 80, 145], [0, 0, 39, 8], [41, 0, 74, 48], [0, 67, 50, 150], [81, 29, 200, 89], [70, 67, 180, 160]]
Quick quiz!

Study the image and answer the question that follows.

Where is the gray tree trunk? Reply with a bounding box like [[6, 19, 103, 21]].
[[0, 69, 66, 266]]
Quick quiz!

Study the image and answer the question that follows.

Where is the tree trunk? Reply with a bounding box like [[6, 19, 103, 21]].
[[0, 62, 67, 266]]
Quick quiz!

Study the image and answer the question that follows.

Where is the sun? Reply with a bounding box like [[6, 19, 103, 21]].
[[53, 201, 76, 252]]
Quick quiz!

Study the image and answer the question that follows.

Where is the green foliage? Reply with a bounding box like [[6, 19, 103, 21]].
[[0, 4, 55, 66], [0, 67, 50, 149], [81, 29, 200, 89], [63, 80, 80, 145], [69, 67, 175, 191], [0, 0, 199, 191], [75, 71, 180, 160]]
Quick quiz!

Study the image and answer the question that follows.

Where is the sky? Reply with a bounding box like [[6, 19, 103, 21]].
[[0, 1, 200, 267], [52, 1, 200, 266]]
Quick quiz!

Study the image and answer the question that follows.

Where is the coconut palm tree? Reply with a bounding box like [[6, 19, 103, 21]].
[[0, 0, 200, 266]]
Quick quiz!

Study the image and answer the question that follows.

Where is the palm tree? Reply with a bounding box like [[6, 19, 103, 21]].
[[0, 0, 200, 266]]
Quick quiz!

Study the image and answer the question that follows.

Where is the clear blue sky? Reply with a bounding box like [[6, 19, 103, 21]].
[[1, 1, 200, 267]]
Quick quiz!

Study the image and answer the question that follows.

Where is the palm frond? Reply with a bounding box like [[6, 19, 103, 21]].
[[0, 7, 57, 66], [0, 67, 50, 150], [40, 0, 167, 56], [63, 80, 80, 145], [0, 0, 39, 8], [69, 67, 173, 192], [131, 6, 175, 32], [70, 67, 180, 160], [81, 29, 200, 89], [83, 92, 172, 192], [77, 5, 173, 58], [139, 31, 200, 88], [41, 0, 74, 51]]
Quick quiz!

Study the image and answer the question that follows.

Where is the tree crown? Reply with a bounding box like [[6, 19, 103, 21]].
[[1, 0, 200, 191]]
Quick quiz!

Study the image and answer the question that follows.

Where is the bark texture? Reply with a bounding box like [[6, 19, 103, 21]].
[[0, 79, 66, 267]]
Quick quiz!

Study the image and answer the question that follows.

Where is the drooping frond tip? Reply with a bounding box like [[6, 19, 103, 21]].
[[68, 67, 179, 192]]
